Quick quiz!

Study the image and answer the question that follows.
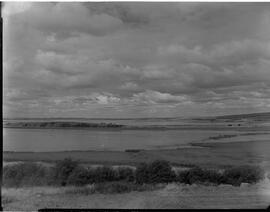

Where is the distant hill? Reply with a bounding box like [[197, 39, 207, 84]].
[[215, 112, 270, 120], [3, 121, 124, 129]]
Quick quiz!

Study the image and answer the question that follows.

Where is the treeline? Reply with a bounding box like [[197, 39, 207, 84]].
[[3, 122, 124, 128], [3, 159, 265, 190]]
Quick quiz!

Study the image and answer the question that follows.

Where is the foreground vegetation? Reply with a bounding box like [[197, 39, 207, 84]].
[[3, 159, 265, 192]]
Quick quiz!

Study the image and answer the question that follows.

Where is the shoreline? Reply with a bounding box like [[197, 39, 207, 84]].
[[4, 125, 270, 131]]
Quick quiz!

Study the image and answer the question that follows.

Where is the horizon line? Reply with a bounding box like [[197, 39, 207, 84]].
[[3, 111, 270, 120]]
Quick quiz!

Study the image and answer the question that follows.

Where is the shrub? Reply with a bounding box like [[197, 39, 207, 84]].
[[3, 160, 265, 189], [222, 165, 265, 186], [148, 160, 176, 183], [135, 162, 150, 184], [202, 169, 223, 184], [66, 166, 91, 186], [3, 162, 49, 187], [176, 169, 190, 184], [176, 165, 265, 186], [135, 160, 176, 184], [117, 167, 135, 182], [53, 158, 79, 186], [176, 167, 223, 185], [66, 166, 135, 185], [93, 166, 118, 183]]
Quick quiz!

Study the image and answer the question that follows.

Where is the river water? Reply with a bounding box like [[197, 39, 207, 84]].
[[3, 118, 270, 152]]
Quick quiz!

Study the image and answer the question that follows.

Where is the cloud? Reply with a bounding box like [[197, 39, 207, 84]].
[[3, 2, 270, 118], [4, 2, 123, 38], [132, 90, 187, 105], [120, 82, 140, 91]]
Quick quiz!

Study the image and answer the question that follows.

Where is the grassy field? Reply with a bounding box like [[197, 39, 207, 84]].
[[4, 140, 270, 170], [3, 138, 270, 210], [2, 179, 270, 210]]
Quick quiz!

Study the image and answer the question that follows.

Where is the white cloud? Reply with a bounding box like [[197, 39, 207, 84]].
[[133, 90, 187, 104]]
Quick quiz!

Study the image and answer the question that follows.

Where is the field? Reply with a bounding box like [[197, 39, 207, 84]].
[[3, 139, 270, 210], [4, 140, 270, 170], [2, 180, 270, 210]]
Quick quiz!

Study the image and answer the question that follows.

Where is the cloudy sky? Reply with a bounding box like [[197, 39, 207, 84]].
[[3, 2, 270, 118]]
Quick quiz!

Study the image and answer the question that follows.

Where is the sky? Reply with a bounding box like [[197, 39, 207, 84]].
[[3, 2, 270, 118]]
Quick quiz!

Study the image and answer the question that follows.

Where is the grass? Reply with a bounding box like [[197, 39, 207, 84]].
[[2, 195, 17, 205], [3, 182, 270, 210], [64, 182, 164, 195], [4, 139, 270, 170]]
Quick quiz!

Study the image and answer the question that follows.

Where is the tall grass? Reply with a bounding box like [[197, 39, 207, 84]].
[[64, 181, 162, 195]]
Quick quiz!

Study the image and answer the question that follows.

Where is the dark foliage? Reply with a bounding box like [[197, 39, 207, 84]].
[[222, 165, 265, 186], [3, 159, 265, 188], [135, 162, 150, 184], [92, 166, 118, 183], [53, 158, 79, 186], [116, 167, 135, 182], [176, 165, 264, 186], [176, 167, 223, 185], [3, 162, 49, 187], [135, 160, 176, 184], [66, 166, 91, 186]]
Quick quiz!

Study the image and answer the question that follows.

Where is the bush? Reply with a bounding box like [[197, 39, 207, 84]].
[[176, 167, 223, 185], [222, 165, 265, 186], [3, 160, 265, 188], [148, 160, 176, 183], [3, 162, 49, 187], [135, 160, 176, 184], [176, 165, 265, 186], [92, 166, 118, 183], [176, 169, 190, 184], [66, 166, 91, 186], [117, 167, 135, 182], [135, 163, 150, 184], [54, 158, 79, 186]]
